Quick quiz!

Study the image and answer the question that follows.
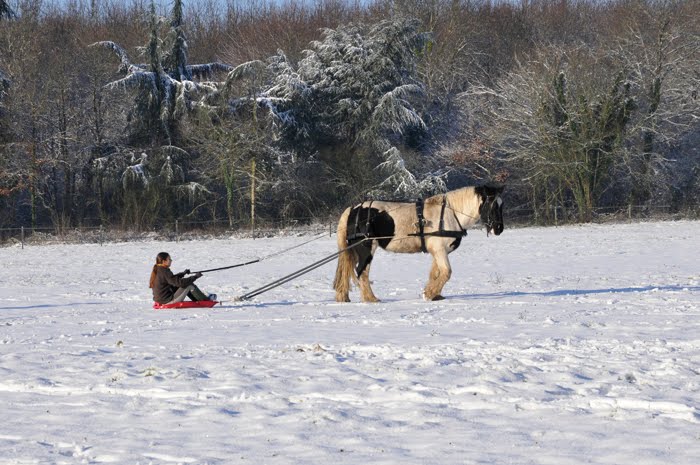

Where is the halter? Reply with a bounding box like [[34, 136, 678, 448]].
[[442, 192, 501, 236], [480, 195, 501, 235]]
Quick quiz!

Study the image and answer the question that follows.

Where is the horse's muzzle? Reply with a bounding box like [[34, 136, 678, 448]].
[[490, 223, 504, 236]]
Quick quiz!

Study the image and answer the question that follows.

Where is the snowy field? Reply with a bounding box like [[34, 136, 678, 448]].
[[1, 220, 699, 465]]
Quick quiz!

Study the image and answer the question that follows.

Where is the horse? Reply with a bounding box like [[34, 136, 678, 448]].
[[333, 184, 504, 302]]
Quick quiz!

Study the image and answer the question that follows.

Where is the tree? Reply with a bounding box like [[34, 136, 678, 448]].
[[610, 2, 700, 207], [88, 0, 230, 228], [0, 1, 15, 20], [91, 145, 213, 229], [92, 0, 231, 145], [195, 58, 291, 227], [261, 18, 443, 199], [0, 6, 50, 229], [1, 5, 15, 213], [469, 46, 636, 222], [0, 68, 9, 140]]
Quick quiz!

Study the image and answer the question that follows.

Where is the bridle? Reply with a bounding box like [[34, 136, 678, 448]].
[[443, 194, 500, 232], [480, 195, 502, 234]]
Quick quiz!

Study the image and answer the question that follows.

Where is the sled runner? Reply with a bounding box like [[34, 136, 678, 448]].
[[153, 300, 219, 310]]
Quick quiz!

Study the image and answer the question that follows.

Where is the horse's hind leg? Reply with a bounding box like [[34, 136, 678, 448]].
[[358, 242, 380, 303], [423, 250, 452, 301]]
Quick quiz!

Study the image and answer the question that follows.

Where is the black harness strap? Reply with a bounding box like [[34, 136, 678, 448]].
[[415, 199, 428, 253], [438, 195, 447, 232], [348, 201, 374, 242], [365, 201, 374, 233], [410, 196, 467, 253], [352, 203, 362, 240]]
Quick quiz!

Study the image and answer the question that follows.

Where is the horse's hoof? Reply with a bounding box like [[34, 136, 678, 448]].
[[431, 295, 445, 301], [362, 297, 381, 303], [336, 295, 350, 302]]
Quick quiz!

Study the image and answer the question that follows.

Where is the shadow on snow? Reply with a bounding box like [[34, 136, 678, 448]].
[[449, 285, 700, 301]]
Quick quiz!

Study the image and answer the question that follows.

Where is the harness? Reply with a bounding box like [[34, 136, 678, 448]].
[[347, 200, 374, 242], [347, 196, 467, 254], [409, 195, 467, 253]]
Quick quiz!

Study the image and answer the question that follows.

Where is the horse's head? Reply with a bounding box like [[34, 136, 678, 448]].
[[476, 184, 504, 236]]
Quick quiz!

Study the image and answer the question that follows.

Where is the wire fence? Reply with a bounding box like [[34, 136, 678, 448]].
[[0, 217, 337, 249], [1, 204, 698, 248], [505, 204, 700, 226]]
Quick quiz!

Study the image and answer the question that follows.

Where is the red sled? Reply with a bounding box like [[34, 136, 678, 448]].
[[153, 300, 219, 310]]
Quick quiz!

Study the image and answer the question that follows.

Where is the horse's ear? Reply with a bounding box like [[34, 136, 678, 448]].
[[491, 184, 505, 194], [476, 183, 505, 198]]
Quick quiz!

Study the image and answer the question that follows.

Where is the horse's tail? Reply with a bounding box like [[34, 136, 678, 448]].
[[333, 206, 357, 302]]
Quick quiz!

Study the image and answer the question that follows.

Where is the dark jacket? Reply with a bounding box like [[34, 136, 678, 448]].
[[152, 266, 199, 304]]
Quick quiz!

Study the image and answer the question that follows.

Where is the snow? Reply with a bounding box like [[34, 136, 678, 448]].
[[1, 220, 699, 464]]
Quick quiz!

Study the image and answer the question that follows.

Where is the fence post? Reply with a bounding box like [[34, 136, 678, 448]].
[[176, 220, 179, 243], [99, 225, 104, 246], [21, 226, 24, 249]]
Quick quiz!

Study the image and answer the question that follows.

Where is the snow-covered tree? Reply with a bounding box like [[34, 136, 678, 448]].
[[91, 145, 212, 228], [91, 0, 231, 145], [256, 18, 438, 198], [374, 147, 446, 198], [0, 1, 15, 20], [468, 45, 636, 222], [297, 18, 428, 149], [162, 0, 190, 81], [610, 5, 700, 206]]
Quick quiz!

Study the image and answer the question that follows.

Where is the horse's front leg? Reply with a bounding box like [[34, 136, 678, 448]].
[[358, 241, 380, 303], [423, 249, 452, 301]]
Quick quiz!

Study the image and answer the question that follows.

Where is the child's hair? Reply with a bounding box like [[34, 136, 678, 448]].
[[149, 252, 171, 288]]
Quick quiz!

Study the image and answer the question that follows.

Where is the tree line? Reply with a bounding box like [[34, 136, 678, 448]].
[[1, 0, 699, 231]]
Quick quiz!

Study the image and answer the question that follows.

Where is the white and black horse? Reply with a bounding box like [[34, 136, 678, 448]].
[[333, 185, 504, 302]]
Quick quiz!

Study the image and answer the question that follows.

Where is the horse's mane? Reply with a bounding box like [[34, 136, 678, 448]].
[[360, 186, 477, 205], [425, 186, 476, 205]]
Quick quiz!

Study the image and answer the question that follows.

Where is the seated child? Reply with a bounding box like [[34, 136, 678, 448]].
[[149, 252, 216, 304]]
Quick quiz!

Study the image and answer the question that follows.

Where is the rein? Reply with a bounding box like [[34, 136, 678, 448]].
[[190, 232, 328, 274]]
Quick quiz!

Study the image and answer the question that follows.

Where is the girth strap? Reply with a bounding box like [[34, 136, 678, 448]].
[[439, 195, 447, 231], [365, 201, 374, 233], [415, 199, 428, 253]]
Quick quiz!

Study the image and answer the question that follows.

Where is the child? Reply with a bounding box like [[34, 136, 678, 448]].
[[149, 252, 216, 304]]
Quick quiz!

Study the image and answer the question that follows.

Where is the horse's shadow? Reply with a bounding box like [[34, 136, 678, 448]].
[[224, 285, 700, 307], [449, 285, 700, 301]]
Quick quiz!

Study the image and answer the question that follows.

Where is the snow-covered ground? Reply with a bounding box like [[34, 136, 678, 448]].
[[1, 220, 698, 465]]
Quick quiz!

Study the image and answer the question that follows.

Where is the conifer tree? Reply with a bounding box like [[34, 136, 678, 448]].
[[0, 1, 15, 20], [91, 0, 231, 145], [163, 0, 190, 81], [89, 0, 228, 227], [258, 18, 441, 198]]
